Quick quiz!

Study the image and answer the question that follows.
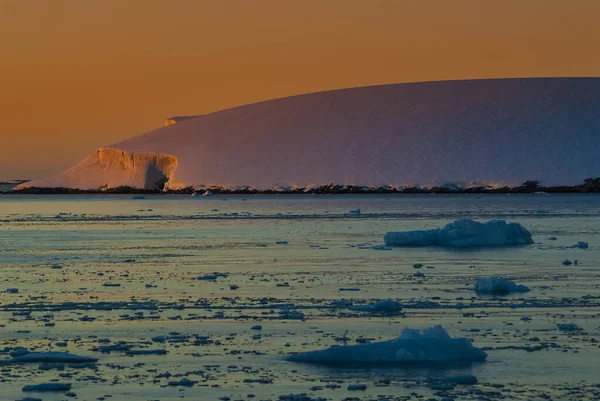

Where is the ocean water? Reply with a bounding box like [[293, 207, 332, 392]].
[[1, 194, 599, 400]]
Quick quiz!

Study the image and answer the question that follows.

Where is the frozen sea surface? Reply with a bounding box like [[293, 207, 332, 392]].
[[1, 194, 600, 400]]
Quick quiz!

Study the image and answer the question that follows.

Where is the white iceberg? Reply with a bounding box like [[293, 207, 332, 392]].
[[474, 277, 530, 295], [19, 79, 600, 191], [286, 326, 486, 364], [384, 219, 533, 247]]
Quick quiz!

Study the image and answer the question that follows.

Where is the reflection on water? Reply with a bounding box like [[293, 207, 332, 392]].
[[0, 194, 599, 400]]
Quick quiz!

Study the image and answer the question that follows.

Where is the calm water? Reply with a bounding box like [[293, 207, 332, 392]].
[[1, 194, 599, 400]]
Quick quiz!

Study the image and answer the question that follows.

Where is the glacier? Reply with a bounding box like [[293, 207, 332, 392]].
[[286, 326, 487, 364], [17, 78, 600, 190], [384, 219, 534, 247]]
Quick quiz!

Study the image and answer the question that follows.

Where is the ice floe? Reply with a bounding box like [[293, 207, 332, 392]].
[[350, 298, 402, 312], [8, 352, 98, 364], [384, 219, 533, 247], [287, 326, 486, 364], [474, 277, 530, 295], [22, 383, 72, 392]]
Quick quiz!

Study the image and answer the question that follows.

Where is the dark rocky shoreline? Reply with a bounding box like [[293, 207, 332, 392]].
[[4, 178, 600, 195]]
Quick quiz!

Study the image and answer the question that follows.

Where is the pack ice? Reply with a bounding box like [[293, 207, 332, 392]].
[[286, 326, 486, 364], [384, 219, 533, 247]]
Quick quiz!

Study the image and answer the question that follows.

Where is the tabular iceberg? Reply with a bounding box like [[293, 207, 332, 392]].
[[384, 219, 534, 247], [286, 326, 487, 364], [16, 78, 600, 191]]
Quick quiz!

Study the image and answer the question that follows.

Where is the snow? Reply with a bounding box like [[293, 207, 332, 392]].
[[474, 277, 530, 294], [20, 78, 600, 190], [286, 325, 487, 364], [384, 219, 533, 247]]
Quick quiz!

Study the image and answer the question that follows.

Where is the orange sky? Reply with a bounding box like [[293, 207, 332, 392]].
[[1, 0, 599, 180]]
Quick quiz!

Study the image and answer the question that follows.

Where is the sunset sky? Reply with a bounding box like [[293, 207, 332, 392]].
[[1, 0, 599, 180]]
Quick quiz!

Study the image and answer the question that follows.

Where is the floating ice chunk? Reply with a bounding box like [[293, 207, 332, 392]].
[[10, 347, 30, 357], [126, 349, 167, 355], [474, 277, 529, 295], [287, 325, 486, 364], [384, 219, 533, 247], [347, 384, 367, 391], [202, 190, 214, 196], [279, 307, 305, 320], [350, 299, 401, 312], [444, 374, 478, 385], [167, 378, 197, 387], [348, 208, 361, 215], [94, 343, 132, 353], [330, 299, 353, 308], [11, 352, 98, 364], [22, 383, 72, 392], [197, 274, 218, 281], [557, 323, 582, 332], [278, 394, 327, 401]]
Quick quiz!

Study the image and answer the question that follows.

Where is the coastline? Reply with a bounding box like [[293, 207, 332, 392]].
[[4, 178, 600, 195]]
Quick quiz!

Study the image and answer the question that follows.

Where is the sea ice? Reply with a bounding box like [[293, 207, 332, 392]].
[[22, 383, 72, 392], [350, 298, 402, 312], [286, 326, 487, 364], [10, 352, 98, 364], [384, 219, 533, 247], [557, 323, 582, 332], [474, 277, 530, 295]]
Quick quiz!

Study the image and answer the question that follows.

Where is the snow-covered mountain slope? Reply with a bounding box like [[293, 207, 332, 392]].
[[18, 148, 182, 190], [23, 78, 600, 190]]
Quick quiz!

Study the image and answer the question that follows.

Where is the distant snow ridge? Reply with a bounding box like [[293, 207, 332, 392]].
[[18, 78, 600, 190], [384, 219, 533, 247], [474, 277, 530, 294], [287, 325, 487, 364]]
